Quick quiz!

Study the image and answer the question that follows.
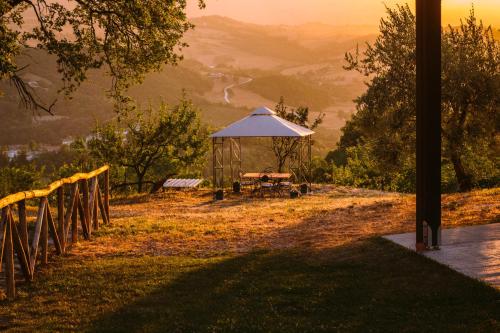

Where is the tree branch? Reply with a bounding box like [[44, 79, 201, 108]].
[[10, 74, 56, 114]]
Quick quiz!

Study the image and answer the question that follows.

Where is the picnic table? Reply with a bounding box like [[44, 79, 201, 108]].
[[242, 173, 292, 180], [241, 173, 293, 197]]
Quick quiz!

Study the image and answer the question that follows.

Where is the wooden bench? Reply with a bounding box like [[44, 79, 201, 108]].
[[163, 179, 203, 189]]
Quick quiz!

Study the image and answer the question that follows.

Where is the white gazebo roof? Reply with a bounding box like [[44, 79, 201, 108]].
[[210, 107, 315, 138]]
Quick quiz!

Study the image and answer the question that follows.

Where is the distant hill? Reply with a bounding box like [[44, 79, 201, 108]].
[[0, 50, 216, 145], [185, 16, 376, 69], [0, 16, 375, 156]]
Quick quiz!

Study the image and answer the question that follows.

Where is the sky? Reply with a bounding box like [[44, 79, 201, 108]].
[[188, 0, 500, 27]]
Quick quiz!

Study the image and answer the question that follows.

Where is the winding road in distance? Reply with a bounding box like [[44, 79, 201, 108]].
[[224, 77, 253, 104]]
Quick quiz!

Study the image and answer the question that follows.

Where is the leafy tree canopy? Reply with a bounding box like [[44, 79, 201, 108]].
[[334, 5, 499, 192], [88, 96, 209, 193], [272, 96, 324, 173], [0, 0, 205, 113]]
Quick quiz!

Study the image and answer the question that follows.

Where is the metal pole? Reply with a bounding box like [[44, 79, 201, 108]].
[[212, 138, 216, 191], [308, 135, 312, 190], [221, 138, 224, 189], [230, 138, 234, 185], [299, 138, 303, 184], [237, 138, 242, 181], [416, 0, 442, 250]]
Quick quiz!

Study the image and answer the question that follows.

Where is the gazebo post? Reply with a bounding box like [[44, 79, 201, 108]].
[[236, 138, 242, 182], [212, 137, 215, 190], [229, 137, 242, 186], [298, 137, 304, 185], [308, 135, 312, 190], [290, 136, 312, 192], [229, 137, 233, 185], [212, 137, 224, 193], [221, 138, 224, 190]]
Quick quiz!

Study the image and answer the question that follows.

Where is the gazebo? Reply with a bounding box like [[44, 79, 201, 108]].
[[209, 0, 443, 250], [210, 106, 314, 193]]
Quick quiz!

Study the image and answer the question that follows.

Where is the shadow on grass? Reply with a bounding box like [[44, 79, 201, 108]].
[[87, 238, 499, 333]]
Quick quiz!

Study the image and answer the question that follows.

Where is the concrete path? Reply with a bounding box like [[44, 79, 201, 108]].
[[384, 223, 499, 289]]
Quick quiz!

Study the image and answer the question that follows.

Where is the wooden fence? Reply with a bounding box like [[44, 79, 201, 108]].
[[0, 166, 110, 300]]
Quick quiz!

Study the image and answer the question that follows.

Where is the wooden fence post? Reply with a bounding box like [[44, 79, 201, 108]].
[[82, 179, 91, 237], [9, 209, 31, 282], [97, 187, 109, 225], [72, 193, 78, 243], [89, 177, 98, 231], [18, 200, 28, 258], [46, 206, 62, 255], [77, 195, 89, 239], [57, 186, 65, 253], [68, 184, 78, 244], [1, 207, 8, 274], [93, 194, 99, 231], [1, 207, 8, 296], [4, 208, 15, 299], [41, 198, 49, 265], [104, 169, 110, 224], [30, 198, 46, 274]]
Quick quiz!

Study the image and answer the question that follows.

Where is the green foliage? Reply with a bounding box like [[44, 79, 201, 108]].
[[272, 97, 324, 172], [88, 97, 209, 192], [0, 165, 41, 197], [330, 145, 384, 190], [274, 96, 324, 130], [0, 96, 209, 197], [0, 142, 100, 198], [0, 1, 23, 86], [0, 150, 42, 197], [331, 5, 499, 193], [0, 0, 205, 112], [310, 157, 332, 183], [325, 149, 347, 167]]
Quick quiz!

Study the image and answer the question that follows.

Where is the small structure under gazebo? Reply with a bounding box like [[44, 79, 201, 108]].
[[210, 107, 314, 196]]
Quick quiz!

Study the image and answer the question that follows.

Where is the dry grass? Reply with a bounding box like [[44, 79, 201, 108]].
[[75, 186, 500, 259], [1, 186, 499, 332]]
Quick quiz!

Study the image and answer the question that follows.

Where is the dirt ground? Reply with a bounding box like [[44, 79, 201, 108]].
[[72, 186, 500, 259]]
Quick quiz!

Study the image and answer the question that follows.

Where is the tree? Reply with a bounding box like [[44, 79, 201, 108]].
[[0, 0, 205, 113], [0, 149, 42, 197], [337, 5, 499, 192], [441, 12, 500, 191], [88, 97, 209, 193], [272, 96, 324, 172]]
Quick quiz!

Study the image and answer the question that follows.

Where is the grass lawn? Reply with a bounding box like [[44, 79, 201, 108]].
[[1, 186, 499, 332]]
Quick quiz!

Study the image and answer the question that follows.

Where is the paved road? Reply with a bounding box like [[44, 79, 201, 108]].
[[224, 77, 253, 104]]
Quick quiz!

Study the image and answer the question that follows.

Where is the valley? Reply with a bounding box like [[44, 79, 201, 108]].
[[0, 16, 376, 159]]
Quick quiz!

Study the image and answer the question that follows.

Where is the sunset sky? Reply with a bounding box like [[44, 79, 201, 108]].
[[188, 0, 500, 27]]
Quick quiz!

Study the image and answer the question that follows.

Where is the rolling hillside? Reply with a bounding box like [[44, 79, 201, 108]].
[[0, 16, 376, 156]]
